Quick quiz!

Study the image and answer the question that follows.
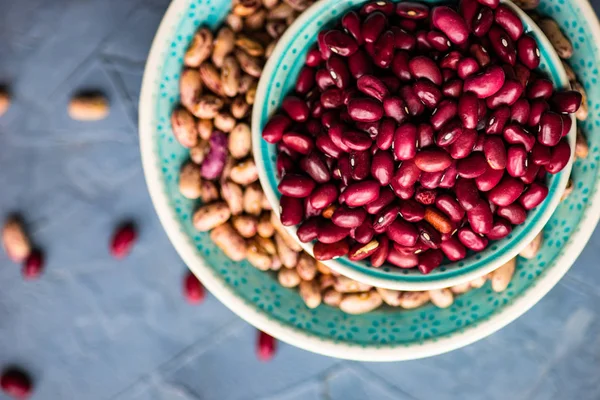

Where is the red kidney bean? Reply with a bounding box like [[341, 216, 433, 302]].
[[458, 92, 479, 129], [408, 56, 442, 85], [439, 161, 458, 188], [486, 106, 510, 134], [514, 62, 531, 87], [373, 204, 401, 231], [440, 236, 467, 260], [487, 217, 512, 240], [362, 11, 387, 43], [309, 182, 338, 209], [420, 170, 444, 189], [507, 145, 528, 177], [296, 67, 316, 96], [497, 202, 527, 224], [335, 154, 351, 185], [477, 0, 499, 8], [494, 5, 523, 41], [415, 221, 441, 250], [278, 174, 316, 198], [347, 98, 384, 122], [318, 220, 351, 243], [415, 30, 433, 51], [520, 160, 540, 184], [373, 30, 395, 68], [348, 49, 374, 78], [432, 6, 469, 45], [414, 148, 453, 172], [262, 114, 291, 144], [503, 123, 536, 151], [332, 205, 367, 228], [376, 118, 395, 149], [349, 150, 371, 180], [397, 18, 418, 31], [517, 34, 540, 70], [440, 51, 462, 70], [327, 124, 349, 152], [305, 197, 323, 218], [311, 102, 324, 118], [488, 175, 525, 206], [394, 159, 421, 187], [560, 114, 572, 137], [457, 57, 480, 79], [510, 98, 530, 124], [348, 240, 381, 261], [530, 142, 551, 166], [468, 199, 494, 234], [341, 180, 380, 207], [442, 68, 457, 83], [396, 2, 430, 19], [365, 187, 395, 214], [464, 65, 505, 98], [435, 194, 465, 222], [339, 130, 371, 151], [455, 178, 480, 211], [473, 134, 486, 152], [488, 25, 517, 65], [282, 96, 310, 122], [418, 123, 436, 148], [457, 152, 488, 178], [306, 48, 323, 67], [314, 239, 350, 260], [483, 136, 507, 169], [362, 0, 395, 15], [381, 75, 401, 91], [387, 247, 419, 268], [357, 75, 389, 102], [519, 182, 549, 210], [436, 119, 464, 147], [370, 235, 389, 267], [475, 165, 504, 191], [391, 51, 411, 81], [342, 11, 364, 45], [297, 217, 320, 242], [538, 111, 563, 146], [527, 78, 553, 99], [399, 199, 426, 222], [318, 31, 332, 60], [460, 0, 480, 28], [321, 111, 339, 129], [415, 187, 438, 205], [551, 91, 583, 114], [473, 7, 494, 37], [356, 120, 381, 138], [383, 96, 409, 123], [545, 139, 571, 174], [470, 43, 491, 67], [442, 79, 463, 98], [426, 30, 452, 51], [326, 56, 351, 89], [393, 123, 418, 160], [324, 30, 359, 57], [282, 132, 314, 155], [306, 118, 322, 135], [280, 195, 305, 226], [458, 227, 488, 251], [431, 100, 458, 130], [486, 79, 523, 108], [418, 249, 444, 274], [391, 26, 417, 50], [387, 218, 418, 246], [371, 150, 395, 185], [354, 219, 375, 244], [413, 79, 443, 108], [316, 68, 336, 91], [277, 152, 295, 177]]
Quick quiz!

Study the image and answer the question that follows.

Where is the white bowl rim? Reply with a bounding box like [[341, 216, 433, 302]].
[[251, 0, 575, 291], [140, 0, 600, 361]]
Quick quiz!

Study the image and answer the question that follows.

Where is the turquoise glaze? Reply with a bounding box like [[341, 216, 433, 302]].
[[142, 0, 600, 357]]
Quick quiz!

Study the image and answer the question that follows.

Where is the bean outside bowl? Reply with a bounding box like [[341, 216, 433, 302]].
[[252, 0, 576, 291]]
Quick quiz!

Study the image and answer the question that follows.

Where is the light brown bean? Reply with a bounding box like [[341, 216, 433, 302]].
[[229, 123, 252, 159], [234, 49, 263, 78], [296, 252, 317, 280], [257, 212, 275, 237], [275, 232, 299, 267], [171, 108, 198, 148], [212, 27, 236, 68], [319, 274, 336, 290], [180, 69, 203, 111], [69, 94, 109, 121], [226, 13, 244, 32], [199, 63, 225, 97], [214, 112, 236, 132], [469, 275, 487, 289], [323, 289, 343, 307], [230, 159, 259, 185], [192, 95, 224, 119], [562, 61, 576, 82], [255, 236, 277, 254], [201, 180, 220, 203], [428, 288, 454, 308], [571, 81, 588, 120], [270, 212, 302, 251], [231, 215, 258, 238], [450, 282, 471, 294], [246, 239, 273, 271], [376, 287, 403, 307], [193, 201, 232, 231], [190, 141, 209, 164], [397, 291, 431, 309], [316, 261, 332, 275], [2, 217, 31, 263], [235, 35, 265, 57], [243, 183, 264, 216], [179, 161, 202, 199], [333, 275, 372, 293], [231, 96, 250, 119], [244, 9, 268, 31], [197, 119, 213, 141], [300, 280, 322, 308], [233, 0, 262, 16], [221, 56, 241, 98], [0, 89, 10, 116], [278, 267, 301, 287], [539, 19, 573, 59], [271, 255, 282, 270], [210, 222, 247, 261], [576, 129, 589, 159], [491, 257, 516, 292], [519, 231, 543, 259], [221, 181, 244, 215], [268, 2, 294, 19], [340, 290, 383, 314], [184, 28, 213, 67]]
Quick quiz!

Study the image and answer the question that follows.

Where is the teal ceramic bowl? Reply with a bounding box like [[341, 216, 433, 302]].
[[252, 0, 576, 291], [140, 0, 600, 360]]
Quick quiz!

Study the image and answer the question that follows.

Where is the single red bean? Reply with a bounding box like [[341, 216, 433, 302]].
[[396, 2, 430, 19], [262, 114, 291, 144], [517, 34, 540, 70], [380, 75, 401, 92], [413, 79, 442, 108], [414, 148, 453, 172], [316, 68, 335, 91], [440, 51, 463, 70], [391, 26, 417, 51], [295, 67, 315, 95], [486, 106, 510, 134], [387, 219, 418, 246], [483, 136, 507, 169], [513, 62, 531, 88], [503, 123, 536, 151], [458, 92, 479, 129], [432, 6, 469, 45], [415, 30, 433, 51], [527, 78, 554, 99], [278, 174, 316, 198], [443, 69, 457, 84], [347, 98, 384, 122], [497, 203, 527, 224], [520, 160, 540, 184], [280, 195, 304, 226], [415, 187, 438, 206], [370, 235, 389, 267], [489, 176, 525, 206], [519, 182, 549, 210], [510, 98, 530, 125], [110, 223, 137, 259], [560, 114, 572, 137], [460, 0, 481, 29], [356, 120, 380, 138], [442, 79, 463, 98], [391, 181, 415, 200], [306, 47, 323, 67], [373, 204, 401, 231], [365, 187, 395, 214], [335, 154, 351, 185], [277, 152, 295, 177], [332, 206, 367, 228], [357, 75, 389, 102], [475, 165, 504, 191], [311, 102, 324, 118], [305, 118, 322, 136], [354, 219, 375, 244], [349, 150, 371, 180], [458, 227, 488, 251], [408, 56, 442, 85], [328, 124, 350, 152], [468, 199, 494, 234], [551, 91, 583, 114], [457, 57, 481, 79], [455, 178, 481, 211], [387, 247, 419, 268], [418, 249, 444, 274], [282, 96, 310, 122], [393, 123, 418, 160], [373, 30, 395, 68], [397, 18, 418, 31], [318, 220, 351, 243], [494, 5, 523, 41], [435, 194, 465, 222], [470, 43, 491, 67], [314, 239, 350, 260], [318, 30, 332, 59], [376, 118, 396, 149], [486, 79, 524, 108], [348, 49, 374, 78], [341, 180, 380, 207], [487, 217, 512, 239], [339, 130, 371, 151], [488, 25, 517, 65], [371, 150, 395, 185], [282, 132, 314, 155], [383, 96, 409, 123], [473, 133, 486, 152], [477, 0, 499, 8], [439, 161, 458, 188], [426, 30, 452, 51], [309, 183, 338, 209], [326, 56, 351, 89], [457, 152, 488, 178], [316, 134, 343, 158], [418, 123, 436, 148], [394, 159, 421, 187], [531, 142, 551, 166], [323, 30, 359, 57], [473, 7, 494, 37], [1, 368, 32, 399], [321, 111, 339, 129], [436, 119, 464, 147], [300, 152, 330, 184], [297, 217, 320, 242], [431, 99, 458, 130], [507, 145, 528, 177], [464, 65, 506, 98], [526, 100, 548, 127], [22, 250, 44, 280], [440, 236, 467, 261], [391, 51, 411, 81], [545, 139, 571, 174], [362, 11, 387, 43], [399, 199, 426, 222], [362, 0, 395, 15], [538, 111, 563, 147], [342, 11, 364, 45], [305, 197, 322, 218], [420, 170, 444, 189]]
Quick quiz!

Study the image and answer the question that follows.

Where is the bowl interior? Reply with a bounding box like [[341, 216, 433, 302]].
[[252, 0, 575, 289], [142, 0, 600, 359]]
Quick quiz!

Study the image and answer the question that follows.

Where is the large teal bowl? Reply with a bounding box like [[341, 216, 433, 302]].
[[252, 0, 576, 291], [140, 0, 600, 360]]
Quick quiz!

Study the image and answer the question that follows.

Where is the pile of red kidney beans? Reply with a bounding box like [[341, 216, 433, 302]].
[[262, 0, 581, 274]]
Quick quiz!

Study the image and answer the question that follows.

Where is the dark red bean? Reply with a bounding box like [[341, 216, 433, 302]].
[[432, 6, 469, 45], [521, 160, 540, 184], [473, 7, 494, 37], [314, 239, 350, 260], [399, 199, 426, 222], [318, 30, 332, 60], [510, 98, 530, 125], [527, 78, 553, 99], [494, 5, 523, 41], [282, 96, 310, 122], [488, 25, 517, 65], [538, 111, 563, 147], [439, 161, 458, 188], [316, 68, 336, 91], [278, 174, 316, 198], [280, 195, 304, 226], [486, 79, 523, 108], [370, 235, 390, 267], [408, 56, 442, 85], [413, 79, 443, 108], [305, 48, 323, 67], [393, 183, 415, 200], [455, 178, 481, 211], [517, 34, 540, 70], [458, 92, 480, 129], [519, 182, 549, 210], [431, 99, 458, 130], [457, 152, 488, 178], [365, 187, 395, 214], [497, 203, 527, 224], [349, 150, 371, 180], [396, 2, 430, 19], [418, 249, 444, 274], [418, 123, 436, 148], [335, 154, 351, 185], [317, 220, 351, 243], [488, 176, 525, 206], [420, 170, 444, 189], [527, 100, 548, 127], [532, 142, 551, 166], [300, 152, 331, 183], [470, 43, 491, 67], [457, 57, 481, 79], [397, 18, 418, 31], [551, 91, 583, 114], [387, 247, 419, 268], [376, 118, 396, 149], [468, 199, 494, 234], [391, 51, 411, 81], [507, 145, 528, 177], [295, 67, 316, 95], [458, 227, 488, 251], [392, 26, 417, 50], [282, 132, 313, 155], [475, 165, 504, 191], [416, 30, 433, 51], [323, 30, 359, 57], [316, 134, 343, 158], [442, 79, 464, 98], [486, 106, 510, 134], [487, 217, 512, 239], [362, 11, 387, 43], [357, 74, 389, 102], [560, 114, 572, 137], [362, 0, 395, 15], [262, 114, 291, 144], [305, 197, 322, 218], [297, 217, 320, 242], [546, 139, 571, 174], [341, 130, 372, 151], [460, 0, 480, 29], [483, 136, 507, 169], [1, 368, 32, 399], [464, 65, 505, 98], [309, 183, 338, 209], [332, 206, 367, 228], [387, 219, 418, 246], [373, 204, 401, 231], [347, 98, 384, 122], [393, 123, 418, 160], [373, 30, 395, 68], [380, 75, 401, 92], [110, 223, 137, 259], [440, 236, 467, 260], [503, 123, 536, 151], [427, 30, 452, 51], [354, 219, 375, 244], [414, 148, 453, 172], [440, 51, 462, 70], [436, 119, 464, 147], [394, 159, 421, 187], [371, 150, 395, 185], [328, 124, 350, 152], [341, 180, 380, 207], [326, 56, 351, 89], [277, 152, 295, 177], [348, 49, 374, 78], [342, 11, 364, 45], [22, 250, 44, 280], [383, 96, 409, 123], [435, 194, 465, 222]]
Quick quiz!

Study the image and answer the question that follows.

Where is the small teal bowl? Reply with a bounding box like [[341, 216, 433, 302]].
[[252, 0, 576, 291]]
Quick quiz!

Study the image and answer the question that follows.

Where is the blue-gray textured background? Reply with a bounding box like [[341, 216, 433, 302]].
[[0, 0, 599, 399]]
